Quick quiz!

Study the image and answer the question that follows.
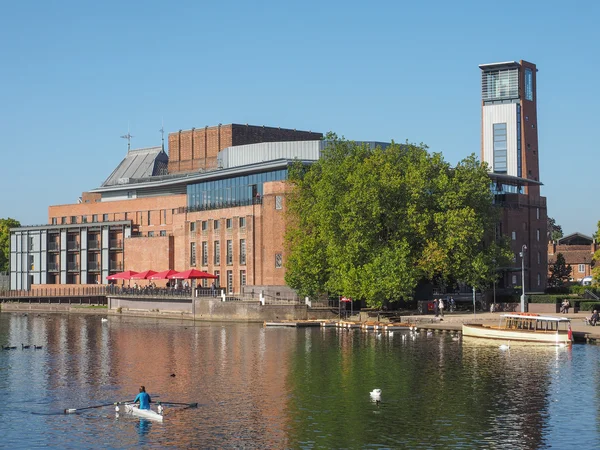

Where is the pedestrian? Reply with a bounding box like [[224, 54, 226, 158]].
[[211, 282, 216, 297], [439, 298, 445, 317], [433, 298, 439, 317]]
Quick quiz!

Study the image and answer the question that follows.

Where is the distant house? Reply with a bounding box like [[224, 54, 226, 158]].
[[548, 232, 597, 282]]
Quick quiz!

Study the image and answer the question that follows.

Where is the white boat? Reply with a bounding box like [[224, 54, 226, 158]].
[[462, 313, 572, 345], [118, 403, 164, 422]]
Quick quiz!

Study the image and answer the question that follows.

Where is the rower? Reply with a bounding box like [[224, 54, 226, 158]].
[[133, 386, 152, 410]]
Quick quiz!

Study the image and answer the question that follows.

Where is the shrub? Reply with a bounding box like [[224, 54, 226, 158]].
[[116, 307, 122, 313], [528, 294, 577, 304], [578, 302, 600, 312]]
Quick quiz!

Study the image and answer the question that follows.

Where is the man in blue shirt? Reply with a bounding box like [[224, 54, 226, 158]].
[[133, 386, 151, 410]]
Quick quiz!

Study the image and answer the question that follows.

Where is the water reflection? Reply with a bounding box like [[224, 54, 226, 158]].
[[1, 313, 600, 448]]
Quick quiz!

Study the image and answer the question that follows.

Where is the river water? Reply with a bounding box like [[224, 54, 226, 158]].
[[1, 312, 599, 449]]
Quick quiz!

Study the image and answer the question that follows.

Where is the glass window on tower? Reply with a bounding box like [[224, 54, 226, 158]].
[[525, 68, 533, 101], [493, 123, 507, 174]]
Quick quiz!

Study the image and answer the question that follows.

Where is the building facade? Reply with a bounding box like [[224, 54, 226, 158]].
[[548, 233, 597, 282], [480, 60, 548, 293]]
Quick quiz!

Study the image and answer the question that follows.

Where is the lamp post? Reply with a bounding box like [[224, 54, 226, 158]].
[[520, 245, 527, 312]]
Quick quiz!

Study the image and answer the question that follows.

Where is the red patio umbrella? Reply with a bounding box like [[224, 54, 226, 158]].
[[149, 270, 179, 280], [130, 270, 158, 280], [107, 270, 139, 280], [167, 269, 217, 280]]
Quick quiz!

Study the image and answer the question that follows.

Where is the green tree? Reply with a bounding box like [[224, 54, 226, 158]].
[[0, 218, 20, 273], [547, 217, 563, 241], [285, 136, 511, 307], [548, 253, 572, 287], [592, 220, 600, 285]]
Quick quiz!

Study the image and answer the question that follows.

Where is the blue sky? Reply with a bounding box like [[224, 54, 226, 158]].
[[1, 0, 598, 236]]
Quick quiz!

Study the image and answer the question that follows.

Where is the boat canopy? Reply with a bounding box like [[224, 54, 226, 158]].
[[501, 314, 571, 322]]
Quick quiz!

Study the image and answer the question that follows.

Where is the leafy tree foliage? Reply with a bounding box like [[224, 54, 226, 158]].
[[548, 253, 572, 287], [0, 218, 20, 273], [285, 136, 511, 308], [547, 217, 563, 241], [592, 220, 600, 285]]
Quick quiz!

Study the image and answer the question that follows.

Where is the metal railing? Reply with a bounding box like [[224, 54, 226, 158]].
[[47, 262, 59, 272], [67, 262, 79, 271], [88, 261, 100, 271], [109, 262, 123, 271], [110, 239, 123, 249], [48, 242, 59, 251], [88, 240, 100, 250], [0, 286, 107, 298], [67, 242, 80, 251]]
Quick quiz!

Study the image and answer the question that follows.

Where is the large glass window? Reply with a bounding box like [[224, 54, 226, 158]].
[[525, 68, 533, 101], [226, 240, 233, 265], [214, 241, 220, 265], [493, 123, 507, 174], [186, 168, 289, 211], [240, 239, 246, 265], [190, 242, 196, 266], [202, 241, 208, 266], [482, 68, 519, 101]]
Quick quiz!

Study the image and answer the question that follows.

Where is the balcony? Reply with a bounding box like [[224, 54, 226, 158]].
[[110, 261, 123, 272], [88, 261, 100, 271], [47, 262, 59, 272], [67, 241, 80, 251], [110, 239, 123, 249], [88, 240, 100, 250], [67, 262, 79, 272], [48, 242, 59, 252]]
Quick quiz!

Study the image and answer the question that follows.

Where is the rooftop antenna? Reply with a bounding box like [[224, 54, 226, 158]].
[[120, 124, 133, 152], [160, 119, 165, 152]]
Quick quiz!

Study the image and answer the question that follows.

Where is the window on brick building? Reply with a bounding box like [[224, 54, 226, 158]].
[[82, 216, 87, 223], [51, 218, 57, 225], [512, 274, 517, 285], [201, 221, 207, 231], [148, 231, 154, 237], [275, 253, 283, 268], [160, 230, 167, 237], [227, 270, 233, 294], [226, 240, 233, 265], [511, 231, 516, 240], [147, 211, 151, 225], [214, 220, 220, 230], [579, 264, 585, 273], [92, 214, 98, 222], [275, 196, 283, 210], [537, 273, 541, 286], [103, 214, 108, 221], [240, 270, 246, 287], [537, 252, 541, 264], [214, 241, 220, 265], [190, 242, 196, 266], [536, 208, 540, 220], [190, 222, 196, 233], [240, 239, 246, 265], [226, 218, 232, 229], [70, 216, 77, 224], [202, 241, 208, 266], [536, 229, 540, 241], [61, 217, 67, 224], [239, 217, 246, 228], [214, 270, 220, 288]]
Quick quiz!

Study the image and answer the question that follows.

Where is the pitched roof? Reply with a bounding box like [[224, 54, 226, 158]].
[[102, 146, 169, 187], [557, 232, 594, 246]]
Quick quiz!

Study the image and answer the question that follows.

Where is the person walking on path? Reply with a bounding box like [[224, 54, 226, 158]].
[[434, 299, 439, 317], [439, 298, 444, 317]]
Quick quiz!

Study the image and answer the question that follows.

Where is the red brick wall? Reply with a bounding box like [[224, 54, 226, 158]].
[[167, 124, 322, 175]]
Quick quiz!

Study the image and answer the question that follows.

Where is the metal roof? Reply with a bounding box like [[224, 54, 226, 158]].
[[102, 147, 168, 187]]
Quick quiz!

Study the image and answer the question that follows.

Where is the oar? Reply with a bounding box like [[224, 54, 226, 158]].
[[64, 402, 118, 414], [158, 401, 198, 407]]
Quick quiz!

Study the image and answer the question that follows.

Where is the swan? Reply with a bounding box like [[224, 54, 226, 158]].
[[426, 331, 433, 337], [101, 318, 108, 322], [370, 389, 381, 402], [499, 342, 510, 350]]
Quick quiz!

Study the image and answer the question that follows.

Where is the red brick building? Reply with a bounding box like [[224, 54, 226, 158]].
[[548, 233, 597, 282]]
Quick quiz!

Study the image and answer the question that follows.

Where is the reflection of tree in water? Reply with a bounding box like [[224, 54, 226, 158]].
[[285, 330, 556, 448]]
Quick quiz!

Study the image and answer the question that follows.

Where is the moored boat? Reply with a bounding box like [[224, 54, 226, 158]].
[[462, 313, 572, 345]]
